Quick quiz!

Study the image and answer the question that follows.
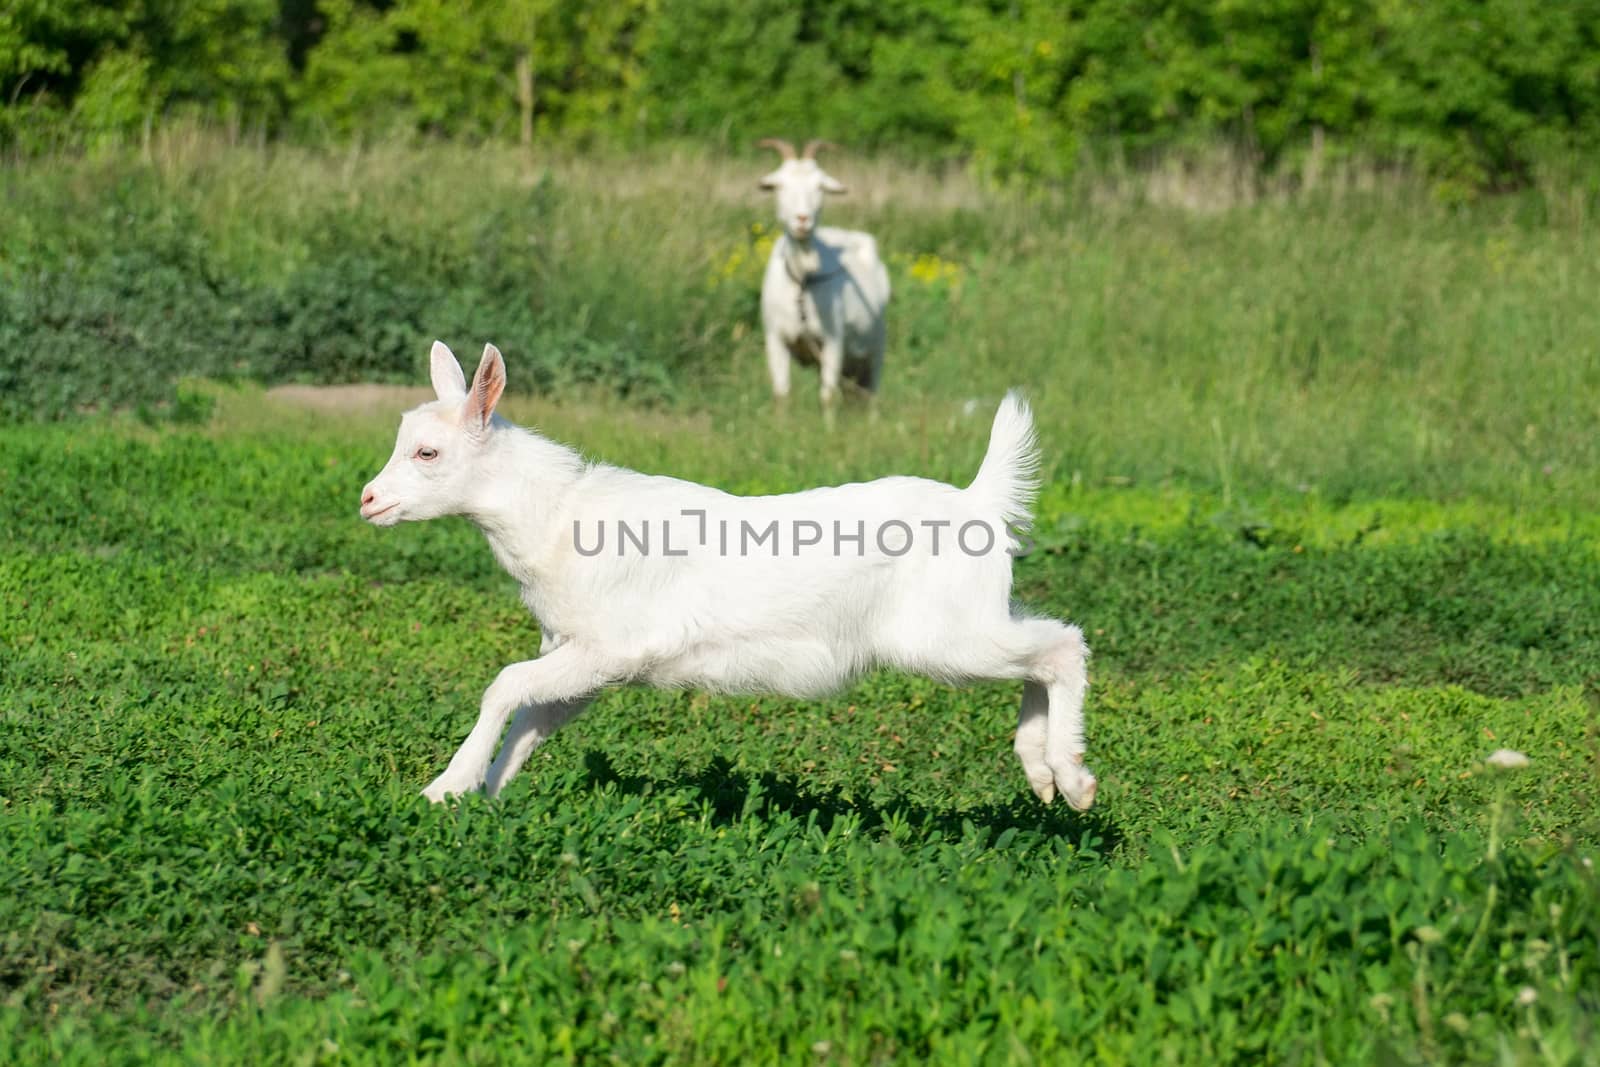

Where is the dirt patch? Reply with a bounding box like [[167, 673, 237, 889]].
[[265, 383, 432, 414]]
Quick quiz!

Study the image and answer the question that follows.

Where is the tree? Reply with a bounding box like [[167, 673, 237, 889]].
[[295, 0, 648, 144], [0, 0, 286, 146]]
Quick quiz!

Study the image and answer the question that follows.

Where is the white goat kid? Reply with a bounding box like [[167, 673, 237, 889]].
[[360, 341, 1096, 811], [757, 138, 891, 409]]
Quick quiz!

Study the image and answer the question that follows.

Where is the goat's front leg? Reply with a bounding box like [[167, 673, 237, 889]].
[[483, 697, 590, 798], [763, 330, 793, 404], [423, 644, 612, 803], [818, 338, 844, 431], [818, 338, 844, 411]]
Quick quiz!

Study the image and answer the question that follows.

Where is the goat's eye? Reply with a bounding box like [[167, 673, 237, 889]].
[[415, 447, 438, 461]]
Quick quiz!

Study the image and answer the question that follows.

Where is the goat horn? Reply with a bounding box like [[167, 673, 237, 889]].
[[802, 139, 838, 160], [757, 138, 797, 161]]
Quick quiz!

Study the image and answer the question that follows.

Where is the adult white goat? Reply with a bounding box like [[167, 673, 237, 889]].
[[360, 342, 1096, 811], [756, 138, 891, 409]]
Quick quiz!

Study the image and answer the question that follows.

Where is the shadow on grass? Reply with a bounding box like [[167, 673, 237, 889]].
[[582, 750, 1123, 857]]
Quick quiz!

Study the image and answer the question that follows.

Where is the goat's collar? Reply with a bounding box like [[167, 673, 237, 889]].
[[781, 234, 845, 288]]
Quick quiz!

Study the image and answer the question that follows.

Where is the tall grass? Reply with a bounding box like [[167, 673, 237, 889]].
[[3, 133, 1598, 508]]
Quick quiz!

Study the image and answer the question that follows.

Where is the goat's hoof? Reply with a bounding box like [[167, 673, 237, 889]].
[[1029, 780, 1057, 805], [1054, 762, 1098, 812], [421, 778, 477, 804]]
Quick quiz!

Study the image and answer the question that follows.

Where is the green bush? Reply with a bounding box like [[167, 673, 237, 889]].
[[0, 163, 692, 419]]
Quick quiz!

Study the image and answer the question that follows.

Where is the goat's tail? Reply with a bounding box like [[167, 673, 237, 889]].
[[967, 390, 1041, 525]]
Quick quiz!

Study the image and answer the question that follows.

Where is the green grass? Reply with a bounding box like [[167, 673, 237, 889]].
[[2, 144, 1599, 1063], [3, 402, 1598, 1064], [3, 138, 1600, 508]]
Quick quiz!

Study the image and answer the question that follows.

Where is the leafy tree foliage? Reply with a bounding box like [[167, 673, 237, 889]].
[[295, 0, 649, 141], [3, 0, 1600, 184], [1, 0, 287, 145]]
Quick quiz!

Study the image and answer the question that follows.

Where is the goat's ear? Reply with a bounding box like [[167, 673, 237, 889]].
[[820, 173, 847, 195], [758, 170, 783, 191], [430, 341, 467, 401], [465, 343, 506, 433]]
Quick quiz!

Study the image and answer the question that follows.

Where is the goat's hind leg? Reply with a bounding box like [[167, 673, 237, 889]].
[[1010, 618, 1097, 811], [1014, 681, 1055, 803]]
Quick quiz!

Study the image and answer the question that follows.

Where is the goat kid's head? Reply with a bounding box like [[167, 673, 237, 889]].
[[360, 341, 506, 526], [758, 138, 846, 242]]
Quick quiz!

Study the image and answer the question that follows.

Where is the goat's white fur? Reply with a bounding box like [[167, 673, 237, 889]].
[[756, 140, 891, 407], [360, 342, 1095, 810]]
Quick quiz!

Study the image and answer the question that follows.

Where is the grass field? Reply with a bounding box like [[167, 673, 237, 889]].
[[2, 144, 1599, 1063]]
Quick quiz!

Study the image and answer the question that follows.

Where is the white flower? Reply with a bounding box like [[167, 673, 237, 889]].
[[1517, 986, 1538, 1007], [1485, 749, 1530, 770]]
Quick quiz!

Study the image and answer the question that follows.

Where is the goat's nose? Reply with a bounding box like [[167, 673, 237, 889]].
[[361, 487, 376, 507], [795, 214, 809, 226]]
